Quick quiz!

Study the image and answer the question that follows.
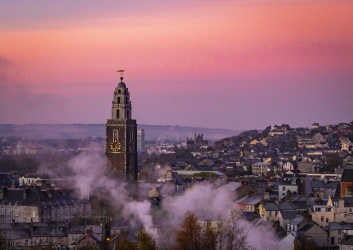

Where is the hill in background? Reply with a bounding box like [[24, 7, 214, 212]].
[[0, 124, 242, 142]]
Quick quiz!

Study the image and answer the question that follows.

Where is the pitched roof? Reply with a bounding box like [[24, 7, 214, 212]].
[[342, 169, 353, 182], [264, 203, 280, 211]]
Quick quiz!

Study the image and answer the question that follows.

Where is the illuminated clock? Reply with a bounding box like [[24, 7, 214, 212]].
[[110, 140, 121, 152], [129, 141, 135, 151]]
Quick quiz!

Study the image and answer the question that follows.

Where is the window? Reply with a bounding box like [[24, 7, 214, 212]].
[[32, 211, 35, 217], [8, 210, 11, 216], [117, 109, 119, 119], [72, 235, 75, 239], [118, 90, 121, 94], [117, 97, 120, 103], [282, 187, 286, 191], [315, 207, 320, 212], [269, 211, 272, 216], [15, 209, 18, 217], [327, 208, 331, 212], [126, 110, 130, 119], [346, 188, 353, 196], [350, 208, 352, 213], [338, 230, 342, 234], [275, 212, 278, 217], [326, 218, 328, 223], [130, 131, 133, 140], [24, 207, 26, 212], [113, 130, 118, 140], [338, 238, 341, 243], [321, 216, 324, 222], [125, 97, 128, 104]]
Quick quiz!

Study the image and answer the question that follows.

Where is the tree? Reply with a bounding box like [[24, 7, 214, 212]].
[[175, 211, 203, 250], [175, 210, 254, 250], [327, 154, 341, 172], [115, 237, 135, 250], [138, 230, 157, 250], [305, 239, 318, 250], [294, 233, 307, 250]]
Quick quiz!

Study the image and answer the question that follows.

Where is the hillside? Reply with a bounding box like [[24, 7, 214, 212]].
[[0, 124, 242, 141]]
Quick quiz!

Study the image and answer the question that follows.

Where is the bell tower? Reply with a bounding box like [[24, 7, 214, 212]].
[[105, 73, 138, 181]]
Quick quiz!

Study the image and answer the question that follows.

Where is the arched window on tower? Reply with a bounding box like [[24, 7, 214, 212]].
[[113, 130, 118, 140], [118, 90, 121, 94], [130, 131, 133, 140], [125, 97, 128, 104], [126, 110, 129, 119], [118, 97, 120, 103], [117, 109, 120, 119]]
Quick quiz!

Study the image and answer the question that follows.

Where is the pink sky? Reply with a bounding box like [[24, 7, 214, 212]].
[[0, 0, 352, 130]]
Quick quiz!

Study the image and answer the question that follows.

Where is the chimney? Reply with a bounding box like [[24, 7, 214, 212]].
[[23, 188, 28, 200], [304, 214, 312, 225], [274, 221, 281, 233], [0, 187, 7, 199], [45, 188, 52, 198], [86, 227, 93, 239], [11, 183, 15, 188], [264, 192, 270, 200], [167, 170, 172, 179]]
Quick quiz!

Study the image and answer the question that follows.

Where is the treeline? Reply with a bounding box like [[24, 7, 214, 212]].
[[113, 210, 255, 250]]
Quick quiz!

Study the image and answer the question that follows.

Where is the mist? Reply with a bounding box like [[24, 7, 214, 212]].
[[60, 151, 278, 249]]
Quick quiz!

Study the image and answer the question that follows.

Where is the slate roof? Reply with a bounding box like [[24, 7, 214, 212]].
[[217, 182, 242, 192], [281, 210, 299, 220], [342, 169, 353, 182], [311, 180, 340, 188], [0, 188, 41, 206], [278, 201, 294, 210], [331, 197, 353, 207], [330, 223, 353, 230], [234, 195, 263, 205], [0, 173, 14, 187], [298, 224, 314, 233], [339, 235, 353, 246], [110, 219, 143, 230], [264, 203, 280, 211], [289, 216, 304, 225]]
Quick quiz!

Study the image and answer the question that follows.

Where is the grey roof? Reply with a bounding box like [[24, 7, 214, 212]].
[[289, 215, 304, 225], [0, 188, 40, 206], [311, 180, 340, 188], [264, 203, 280, 211], [278, 201, 294, 210], [330, 223, 353, 230], [342, 169, 353, 182], [172, 172, 185, 185], [110, 219, 143, 230], [331, 197, 353, 207], [234, 195, 263, 205], [0, 173, 14, 187], [31, 225, 67, 237], [67, 225, 102, 234], [339, 235, 353, 246], [217, 182, 242, 192], [280, 210, 299, 220]]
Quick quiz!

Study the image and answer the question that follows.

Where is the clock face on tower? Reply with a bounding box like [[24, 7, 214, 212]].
[[110, 140, 121, 152]]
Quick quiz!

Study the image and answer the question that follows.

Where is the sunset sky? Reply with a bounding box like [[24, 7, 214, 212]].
[[0, 0, 352, 130]]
